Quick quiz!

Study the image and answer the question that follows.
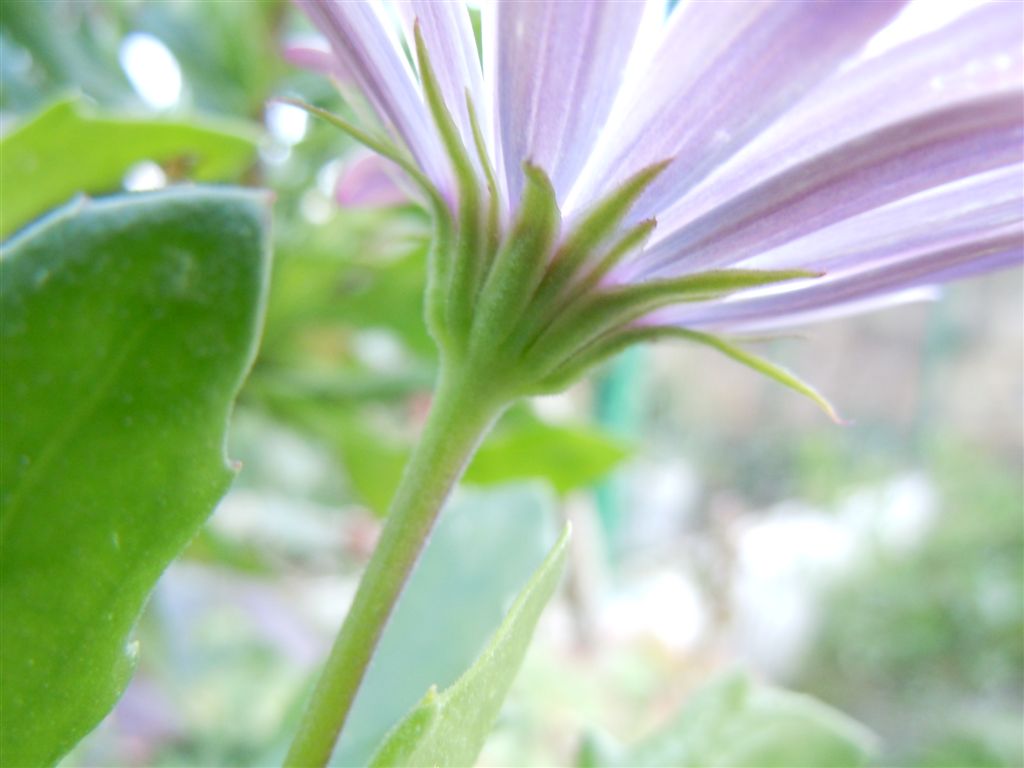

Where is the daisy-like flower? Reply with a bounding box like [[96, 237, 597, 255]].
[[283, 2, 1023, 764], [290, 0, 1022, 416]]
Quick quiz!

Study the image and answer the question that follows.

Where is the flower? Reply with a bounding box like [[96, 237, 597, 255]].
[[290, 0, 1022, 416]]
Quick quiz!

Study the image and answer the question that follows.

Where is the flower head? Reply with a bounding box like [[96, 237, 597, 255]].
[[291, 0, 1023, 416]]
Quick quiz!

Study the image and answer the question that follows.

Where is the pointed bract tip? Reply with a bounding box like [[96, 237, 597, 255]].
[[412, 18, 428, 67], [412, 19, 438, 93], [521, 161, 556, 191], [642, 157, 674, 182], [825, 405, 852, 427], [560, 520, 573, 543]]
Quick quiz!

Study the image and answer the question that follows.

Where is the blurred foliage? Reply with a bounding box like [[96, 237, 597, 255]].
[[0, 0, 289, 117], [798, 441, 1024, 767], [580, 671, 875, 768], [1, 0, 134, 110], [0, 96, 258, 237], [128, 0, 288, 118]]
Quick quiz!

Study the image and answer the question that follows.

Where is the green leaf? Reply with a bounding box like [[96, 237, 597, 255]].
[[368, 522, 571, 767], [0, 96, 259, 237], [586, 671, 876, 768], [465, 408, 632, 494], [330, 484, 558, 766], [0, 187, 271, 765]]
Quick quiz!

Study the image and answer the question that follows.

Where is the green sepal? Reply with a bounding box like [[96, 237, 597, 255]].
[[276, 97, 439, 212], [560, 161, 669, 259], [515, 161, 669, 345], [412, 22, 478, 194], [559, 217, 658, 309], [413, 22, 487, 347], [674, 329, 847, 424], [465, 90, 501, 258], [537, 325, 844, 423], [470, 163, 560, 354], [524, 268, 816, 378]]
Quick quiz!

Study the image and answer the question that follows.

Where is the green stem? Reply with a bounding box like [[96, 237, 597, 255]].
[[284, 366, 507, 767]]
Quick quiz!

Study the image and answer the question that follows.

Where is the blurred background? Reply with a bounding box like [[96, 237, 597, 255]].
[[4, 1, 1021, 766]]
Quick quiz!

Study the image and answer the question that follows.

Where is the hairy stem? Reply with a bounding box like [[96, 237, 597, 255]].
[[284, 367, 507, 767]]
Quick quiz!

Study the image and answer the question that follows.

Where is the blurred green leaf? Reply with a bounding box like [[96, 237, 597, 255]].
[[0, 188, 271, 765], [333, 410, 410, 515], [584, 671, 876, 768], [330, 484, 559, 766], [368, 521, 570, 767], [249, 394, 406, 517], [1, 96, 259, 237], [0, 0, 133, 110], [466, 408, 632, 494], [264, 230, 434, 365]]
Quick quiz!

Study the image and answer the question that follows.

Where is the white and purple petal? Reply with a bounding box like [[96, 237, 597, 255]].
[[629, 92, 1024, 279], [487, 0, 651, 206], [740, 166, 1023, 275], [283, 41, 351, 83], [661, 231, 1021, 334], [568, 0, 907, 219], [652, 1, 1024, 249]]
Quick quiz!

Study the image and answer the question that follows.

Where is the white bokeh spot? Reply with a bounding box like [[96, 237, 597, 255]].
[[119, 33, 183, 110]]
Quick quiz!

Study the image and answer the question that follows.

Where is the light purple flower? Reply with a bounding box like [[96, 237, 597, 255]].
[[293, 0, 1022, 408], [333, 149, 408, 208]]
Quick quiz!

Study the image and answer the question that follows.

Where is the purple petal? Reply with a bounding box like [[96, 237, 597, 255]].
[[296, 0, 449, 192], [660, 231, 1022, 334], [488, 0, 650, 205], [738, 166, 1023, 274], [653, 2, 1024, 248], [568, 0, 906, 218], [630, 94, 1024, 279], [334, 150, 409, 208], [652, 287, 943, 336], [283, 42, 352, 84]]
